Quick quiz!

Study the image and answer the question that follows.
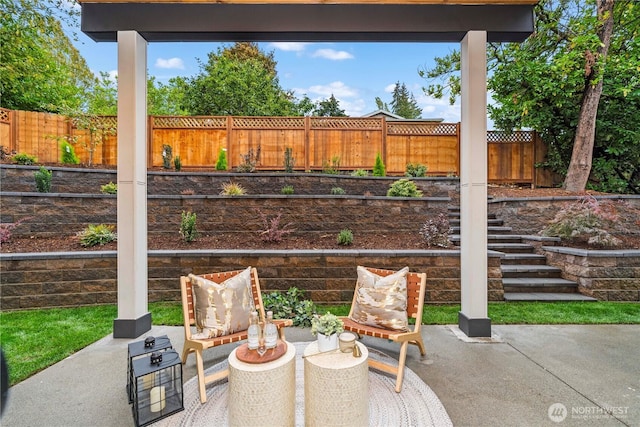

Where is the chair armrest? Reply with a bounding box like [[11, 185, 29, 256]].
[[274, 319, 293, 340]]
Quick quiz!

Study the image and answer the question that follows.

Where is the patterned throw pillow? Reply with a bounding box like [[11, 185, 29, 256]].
[[349, 266, 410, 332], [188, 267, 255, 339]]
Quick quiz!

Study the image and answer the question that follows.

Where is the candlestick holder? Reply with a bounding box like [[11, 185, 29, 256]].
[[131, 349, 183, 427]]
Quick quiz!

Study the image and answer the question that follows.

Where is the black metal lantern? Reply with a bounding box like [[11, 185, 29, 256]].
[[132, 349, 183, 427], [127, 335, 172, 403]]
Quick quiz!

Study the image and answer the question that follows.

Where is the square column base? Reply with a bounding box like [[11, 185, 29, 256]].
[[458, 312, 491, 338], [113, 312, 152, 338]]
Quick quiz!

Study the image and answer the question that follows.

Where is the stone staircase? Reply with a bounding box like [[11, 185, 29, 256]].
[[449, 207, 596, 302]]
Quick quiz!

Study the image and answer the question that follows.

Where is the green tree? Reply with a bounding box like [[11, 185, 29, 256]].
[[148, 76, 189, 116], [420, 0, 640, 193], [0, 0, 96, 112], [375, 82, 422, 119], [313, 94, 347, 117], [181, 43, 297, 116]]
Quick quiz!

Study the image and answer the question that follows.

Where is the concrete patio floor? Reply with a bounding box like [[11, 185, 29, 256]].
[[1, 324, 638, 427]]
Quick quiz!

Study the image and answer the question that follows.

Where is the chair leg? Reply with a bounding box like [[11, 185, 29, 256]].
[[195, 350, 207, 404], [413, 338, 427, 356], [181, 344, 192, 364], [395, 342, 409, 393]]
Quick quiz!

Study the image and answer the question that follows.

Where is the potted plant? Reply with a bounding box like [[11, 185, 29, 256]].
[[311, 312, 344, 352]]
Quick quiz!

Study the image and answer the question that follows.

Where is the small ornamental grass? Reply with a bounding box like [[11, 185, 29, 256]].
[[179, 211, 198, 242], [311, 312, 344, 337], [330, 187, 346, 195], [77, 224, 117, 247], [220, 181, 247, 196], [420, 213, 452, 248], [350, 169, 369, 177], [281, 185, 295, 195]]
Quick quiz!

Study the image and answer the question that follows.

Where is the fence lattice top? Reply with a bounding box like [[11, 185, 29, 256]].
[[0, 108, 11, 124], [487, 131, 534, 143], [233, 117, 305, 129], [154, 116, 227, 129], [310, 117, 382, 130], [387, 122, 457, 135]]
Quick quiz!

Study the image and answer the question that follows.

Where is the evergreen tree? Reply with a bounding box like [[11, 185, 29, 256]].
[[313, 94, 347, 117]]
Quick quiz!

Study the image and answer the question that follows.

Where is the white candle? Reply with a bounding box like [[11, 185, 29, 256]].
[[141, 373, 155, 390], [150, 386, 166, 413]]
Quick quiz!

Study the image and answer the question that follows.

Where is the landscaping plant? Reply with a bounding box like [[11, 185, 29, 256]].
[[162, 144, 172, 169], [405, 163, 428, 177], [100, 182, 117, 194], [330, 187, 346, 195], [336, 228, 354, 245], [262, 287, 317, 327], [387, 178, 423, 197], [34, 166, 52, 192], [283, 147, 295, 173], [257, 209, 295, 243], [173, 155, 182, 171], [281, 185, 294, 195], [351, 169, 369, 177], [220, 181, 247, 195], [60, 141, 80, 165], [373, 153, 386, 176], [179, 211, 198, 242], [13, 152, 36, 165], [237, 145, 261, 173], [77, 224, 117, 247], [0, 217, 31, 244], [419, 213, 451, 248], [216, 147, 228, 170]]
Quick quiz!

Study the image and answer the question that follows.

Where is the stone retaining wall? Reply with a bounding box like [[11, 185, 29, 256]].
[[0, 165, 459, 198], [0, 250, 504, 310], [541, 247, 640, 301]]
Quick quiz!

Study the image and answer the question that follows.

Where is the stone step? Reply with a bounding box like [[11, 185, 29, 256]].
[[504, 292, 597, 302], [489, 243, 535, 253], [449, 218, 504, 227], [500, 253, 547, 265], [450, 226, 513, 235], [502, 277, 579, 293], [501, 264, 563, 278], [447, 211, 497, 220]]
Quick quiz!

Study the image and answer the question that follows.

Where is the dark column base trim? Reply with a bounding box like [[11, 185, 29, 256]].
[[458, 311, 491, 337], [113, 312, 152, 338]]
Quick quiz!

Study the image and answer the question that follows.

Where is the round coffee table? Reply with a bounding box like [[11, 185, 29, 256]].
[[303, 341, 369, 427], [228, 341, 296, 427]]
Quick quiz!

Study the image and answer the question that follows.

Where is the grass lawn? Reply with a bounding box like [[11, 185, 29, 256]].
[[1, 301, 638, 386]]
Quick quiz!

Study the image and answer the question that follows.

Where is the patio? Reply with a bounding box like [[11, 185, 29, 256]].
[[2, 324, 637, 426]]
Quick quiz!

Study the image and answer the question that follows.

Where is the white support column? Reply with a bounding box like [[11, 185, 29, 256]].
[[113, 31, 151, 338], [458, 30, 491, 337]]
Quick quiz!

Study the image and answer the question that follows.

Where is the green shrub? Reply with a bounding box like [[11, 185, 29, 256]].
[[262, 287, 317, 327], [100, 182, 117, 194], [220, 182, 247, 196], [330, 187, 346, 195], [162, 145, 172, 169], [387, 178, 423, 197], [60, 141, 80, 165], [215, 147, 228, 170], [373, 153, 386, 176], [77, 224, 117, 247], [405, 163, 428, 177], [34, 166, 52, 192], [179, 211, 198, 242], [350, 169, 369, 177], [336, 229, 353, 245], [173, 155, 182, 171], [283, 147, 295, 173], [281, 185, 294, 195], [13, 152, 36, 165]]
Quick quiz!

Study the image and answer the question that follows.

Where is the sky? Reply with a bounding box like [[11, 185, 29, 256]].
[[71, 31, 464, 121]]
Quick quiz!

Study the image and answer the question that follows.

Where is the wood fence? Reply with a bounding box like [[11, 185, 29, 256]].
[[0, 108, 550, 185]]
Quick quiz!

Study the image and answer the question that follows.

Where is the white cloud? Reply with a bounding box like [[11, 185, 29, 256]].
[[340, 98, 367, 117], [311, 49, 354, 61], [107, 70, 118, 82], [269, 42, 310, 52], [155, 57, 185, 70], [384, 83, 396, 93], [305, 81, 358, 98]]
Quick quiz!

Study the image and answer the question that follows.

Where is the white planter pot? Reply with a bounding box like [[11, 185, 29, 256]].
[[317, 333, 339, 352]]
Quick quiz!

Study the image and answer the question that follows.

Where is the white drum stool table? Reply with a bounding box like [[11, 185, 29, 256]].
[[228, 341, 296, 427], [303, 341, 369, 427]]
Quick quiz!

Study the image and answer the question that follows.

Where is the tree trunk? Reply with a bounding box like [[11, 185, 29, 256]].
[[563, 0, 615, 192]]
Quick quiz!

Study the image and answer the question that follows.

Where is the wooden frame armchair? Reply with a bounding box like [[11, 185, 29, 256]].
[[180, 268, 292, 403], [341, 266, 427, 393]]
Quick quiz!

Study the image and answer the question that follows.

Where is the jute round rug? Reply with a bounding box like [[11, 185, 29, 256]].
[[155, 342, 452, 427]]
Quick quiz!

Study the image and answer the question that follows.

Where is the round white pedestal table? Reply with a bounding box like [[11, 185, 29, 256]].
[[228, 341, 296, 427], [303, 341, 369, 427]]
